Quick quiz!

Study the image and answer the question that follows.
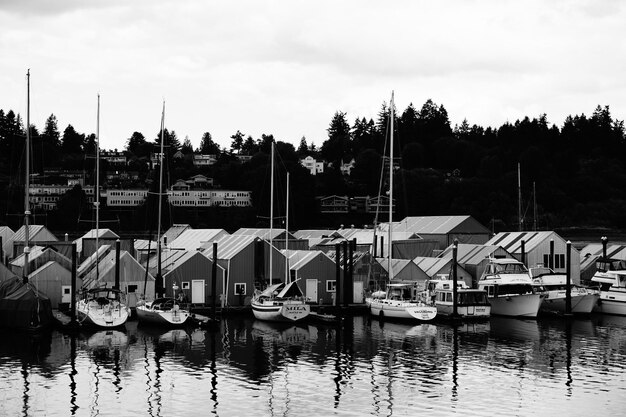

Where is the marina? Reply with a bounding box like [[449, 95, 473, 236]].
[[0, 314, 624, 416]]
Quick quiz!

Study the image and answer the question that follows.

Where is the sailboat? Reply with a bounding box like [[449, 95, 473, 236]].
[[367, 92, 437, 322], [76, 95, 130, 328], [136, 102, 191, 326], [0, 70, 54, 332], [251, 142, 310, 322]]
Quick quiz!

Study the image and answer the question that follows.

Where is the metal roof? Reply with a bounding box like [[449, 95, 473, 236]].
[[281, 249, 333, 271], [414, 256, 454, 277], [233, 228, 296, 241], [168, 229, 229, 251], [579, 243, 626, 259], [438, 244, 509, 265], [73, 228, 120, 253], [201, 234, 258, 260], [486, 231, 579, 254], [293, 230, 335, 240], [390, 216, 491, 235]]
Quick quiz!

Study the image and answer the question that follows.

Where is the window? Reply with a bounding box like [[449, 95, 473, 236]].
[[127, 285, 138, 293], [182, 282, 190, 290], [235, 283, 246, 295], [555, 254, 566, 269], [63, 288, 71, 295], [326, 280, 336, 292]]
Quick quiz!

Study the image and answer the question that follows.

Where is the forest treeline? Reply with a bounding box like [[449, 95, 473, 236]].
[[0, 99, 625, 234]]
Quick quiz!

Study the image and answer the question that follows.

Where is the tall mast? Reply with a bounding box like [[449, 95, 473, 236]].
[[518, 163, 523, 232], [533, 181, 537, 231], [156, 101, 165, 297], [388, 91, 394, 280], [23, 70, 31, 284], [95, 94, 100, 282], [285, 172, 289, 284], [269, 141, 274, 286]]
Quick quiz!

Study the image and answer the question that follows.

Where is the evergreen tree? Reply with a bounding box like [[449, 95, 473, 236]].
[[126, 131, 147, 156], [321, 111, 351, 165], [61, 124, 84, 154], [241, 135, 258, 155], [181, 135, 193, 154], [199, 131, 220, 154], [230, 130, 244, 154], [43, 114, 61, 148], [297, 136, 308, 157]]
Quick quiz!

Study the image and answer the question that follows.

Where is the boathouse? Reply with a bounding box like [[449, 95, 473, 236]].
[[148, 249, 225, 306], [281, 249, 338, 305], [26, 261, 72, 308], [73, 228, 120, 257], [485, 231, 581, 283], [80, 246, 155, 308], [413, 256, 473, 287], [203, 234, 286, 307], [389, 216, 491, 249], [9, 245, 72, 278], [579, 242, 626, 284], [2, 225, 58, 261], [233, 228, 308, 250], [168, 228, 230, 251], [378, 258, 430, 283], [0, 226, 14, 264]]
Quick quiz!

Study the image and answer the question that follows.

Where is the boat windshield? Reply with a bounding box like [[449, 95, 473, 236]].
[[530, 267, 551, 277], [387, 286, 412, 300], [496, 284, 534, 296], [458, 292, 490, 306], [596, 259, 626, 272], [494, 263, 528, 274]]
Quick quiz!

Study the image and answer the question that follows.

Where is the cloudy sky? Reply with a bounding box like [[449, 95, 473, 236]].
[[1, 0, 624, 151]]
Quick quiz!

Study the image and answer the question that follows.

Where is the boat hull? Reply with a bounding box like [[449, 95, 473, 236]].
[[136, 304, 190, 326], [76, 300, 129, 328], [593, 289, 626, 315], [436, 303, 491, 319], [540, 292, 600, 315], [487, 293, 542, 318], [252, 300, 310, 322], [369, 299, 437, 321]]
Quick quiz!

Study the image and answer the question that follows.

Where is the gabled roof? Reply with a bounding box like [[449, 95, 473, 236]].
[[281, 249, 333, 271], [414, 256, 455, 277], [3, 225, 58, 257], [164, 224, 192, 243], [201, 234, 258, 260], [10, 245, 72, 271], [168, 229, 229, 251], [438, 244, 511, 265], [579, 243, 626, 260], [390, 216, 491, 235], [81, 250, 154, 288], [293, 230, 335, 240], [376, 258, 414, 275], [73, 228, 120, 253], [145, 249, 221, 278], [486, 231, 579, 254], [233, 228, 296, 241]]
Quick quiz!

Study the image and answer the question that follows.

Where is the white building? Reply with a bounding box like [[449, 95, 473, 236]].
[[193, 154, 217, 167], [106, 189, 149, 207], [29, 184, 97, 210], [300, 156, 324, 175], [101, 151, 127, 165]]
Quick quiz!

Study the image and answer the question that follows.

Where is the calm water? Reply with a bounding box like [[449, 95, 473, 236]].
[[1, 314, 625, 417]]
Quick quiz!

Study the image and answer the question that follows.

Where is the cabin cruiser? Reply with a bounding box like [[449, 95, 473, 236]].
[[425, 279, 490, 319], [478, 258, 542, 318], [591, 258, 626, 315], [367, 282, 437, 321], [530, 266, 599, 315]]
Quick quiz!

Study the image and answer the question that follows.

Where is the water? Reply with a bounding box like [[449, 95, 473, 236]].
[[1, 314, 625, 417]]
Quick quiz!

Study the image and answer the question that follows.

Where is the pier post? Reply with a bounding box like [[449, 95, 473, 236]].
[[335, 243, 341, 308], [452, 239, 459, 318], [345, 238, 355, 306], [71, 242, 77, 325], [520, 240, 526, 266], [565, 240, 572, 316], [114, 239, 120, 291], [549, 239, 554, 269], [342, 240, 348, 308], [601, 236, 608, 259], [212, 242, 217, 320]]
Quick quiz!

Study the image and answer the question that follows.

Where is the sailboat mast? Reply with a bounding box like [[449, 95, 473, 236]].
[[518, 163, 522, 232], [269, 141, 274, 286], [388, 91, 394, 281], [285, 172, 289, 284], [156, 101, 165, 297], [95, 94, 100, 283], [23, 70, 31, 283]]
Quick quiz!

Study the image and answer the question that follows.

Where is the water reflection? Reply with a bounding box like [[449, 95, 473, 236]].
[[0, 314, 625, 416]]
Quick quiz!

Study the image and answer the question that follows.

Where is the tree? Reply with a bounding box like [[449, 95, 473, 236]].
[[181, 135, 193, 154], [126, 131, 147, 155], [297, 136, 308, 157], [61, 124, 84, 154], [258, 134, 275, 154], [42, 114, 61, 148], [230, 130, 244, 154], [321, 111, 351, 165], [241, 135, 258, 155], [199, 131, 220, 154]]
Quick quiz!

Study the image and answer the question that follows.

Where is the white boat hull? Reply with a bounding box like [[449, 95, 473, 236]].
[[252, 300, 310, 322], [136, 303, 190, 326], [488, 293, 542, 318], [540, 291, 600, 315], [593, 288, 626, 315], [436, 303, 491, 319], [369, 299, 437, 321], [76, 300, 130, 328]]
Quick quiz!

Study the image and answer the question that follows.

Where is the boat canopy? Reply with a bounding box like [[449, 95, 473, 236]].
[[258, 281, 304, 298]]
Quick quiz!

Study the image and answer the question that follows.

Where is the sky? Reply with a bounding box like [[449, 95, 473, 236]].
[[1, 0, 625, 152]]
